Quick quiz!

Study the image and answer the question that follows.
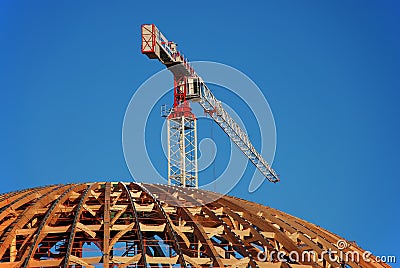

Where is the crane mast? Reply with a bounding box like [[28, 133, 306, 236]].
[[141, 24, 280, 187]]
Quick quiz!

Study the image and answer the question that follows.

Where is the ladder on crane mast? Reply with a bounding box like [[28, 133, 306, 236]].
[[141, 24, 280, 188]]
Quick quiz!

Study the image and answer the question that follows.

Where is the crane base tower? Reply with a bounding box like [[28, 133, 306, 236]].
[[167, 102, 198, 188]]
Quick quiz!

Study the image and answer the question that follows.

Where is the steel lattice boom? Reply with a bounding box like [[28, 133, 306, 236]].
[[142, 24, 279, 184]]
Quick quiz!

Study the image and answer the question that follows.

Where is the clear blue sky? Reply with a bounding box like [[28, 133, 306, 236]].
[[0, 0, 399, 260]]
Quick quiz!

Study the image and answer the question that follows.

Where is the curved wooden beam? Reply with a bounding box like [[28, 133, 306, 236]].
[[22, 184, 86, 267], [0, 182, 389, 268], [62, 183, 97, 268], [0, 184, 74, 260], [144, 183, 224, 267], [120, 182, 147, 267], [136, 183, 187, 267]]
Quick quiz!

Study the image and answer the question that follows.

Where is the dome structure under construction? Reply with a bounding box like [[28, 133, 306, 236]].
[[0, 182, 389, 268]]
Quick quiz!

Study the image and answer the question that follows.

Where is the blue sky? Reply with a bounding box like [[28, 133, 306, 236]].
[[0, 0, 399, 260]]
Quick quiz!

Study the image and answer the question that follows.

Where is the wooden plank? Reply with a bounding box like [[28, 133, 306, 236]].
[[256, 262, 282, 268], [103, 182, 111, 267], [183, 254, 212, 266], [139, 223, 166, 232], [70, 255, 94, 268], [110, 205, 127, 226], [145, 255, 179, 264], [135, 203, 154, 212], [113, 254, 141, 268], [203, 225, 224, 238], [76, 222, 96, 238], [83, 204, 96, 216], [109, 222, 135, 250]]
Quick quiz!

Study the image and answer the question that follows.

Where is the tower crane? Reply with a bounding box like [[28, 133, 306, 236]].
[[141, 24, 279, 188]]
